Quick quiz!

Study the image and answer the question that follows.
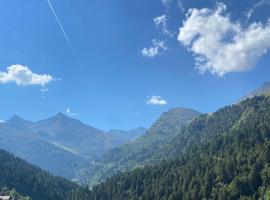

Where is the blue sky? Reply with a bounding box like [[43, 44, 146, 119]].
[[0, 0, 270, 130]]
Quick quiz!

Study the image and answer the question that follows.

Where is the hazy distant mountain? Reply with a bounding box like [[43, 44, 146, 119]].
[[5, 115, 36, 133], [86, 108, 201, 186], [0, 115, 89, 178], [0, 113, 127, 179], [108, 127, 147, 141], [36, 113, 126, 159], [243, 81, 270, 100]]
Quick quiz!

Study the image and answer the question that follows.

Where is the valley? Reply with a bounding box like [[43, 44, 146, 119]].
[[1, 82, 270, 199]]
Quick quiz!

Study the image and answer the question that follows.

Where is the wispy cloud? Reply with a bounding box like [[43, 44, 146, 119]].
[[178, 0, 185, 13], [161, 0, 185, 12], [141, 39, 167, 58], [161, 0, 173, 7], [147, 96, 167, 105], [178, 3, 270, 76], [153, 15, 173, 37], [41, 87, 49, 94], [0, 119, 4, 123], [245, 0, 270, 19], [46, 0, 76, 58], [40, 87, 50, 99], [0, 65, 53, 86]]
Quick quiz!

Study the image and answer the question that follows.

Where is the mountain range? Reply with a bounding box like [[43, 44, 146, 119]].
[[1, 81, 270, 199], [0, 113, 146, 179]]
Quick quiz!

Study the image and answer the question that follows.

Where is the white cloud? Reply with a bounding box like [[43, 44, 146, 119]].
[[0, 65, 53, 86], [0, 120, 4, 123], [246, 0, 270, 19], [141, 39, 167, 58], [66, 108, 76, 116], [153, 15, 172, 36], [147, 96, 167, 105], [178, 3, 270, 76]]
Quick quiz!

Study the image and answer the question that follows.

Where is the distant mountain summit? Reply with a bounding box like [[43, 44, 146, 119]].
[[6, 114, 25, 124], [37, 112, 76, 125], [6, 114, 34, 126], [6, 115, 36, 133], [148, 108, 201, 136], [36, 113, 125, 159]]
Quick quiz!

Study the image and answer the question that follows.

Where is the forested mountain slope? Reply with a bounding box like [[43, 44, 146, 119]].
[[86, 108, 201, 186], [90, 96, 270, 200], [0, 149, 91, 200]]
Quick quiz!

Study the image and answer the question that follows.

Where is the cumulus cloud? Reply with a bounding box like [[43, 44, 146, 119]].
[[178, 3, 270, 76], [141, 39, 167, 58], [246, 0, 270, 19], [147, 96, 167, 105], [0, 65, 53, 86], [154, 15, 172, 36]]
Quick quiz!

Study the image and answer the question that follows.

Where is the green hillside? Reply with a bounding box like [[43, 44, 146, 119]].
[[0, 149, 91, 200], [89, 96, 270, 200]]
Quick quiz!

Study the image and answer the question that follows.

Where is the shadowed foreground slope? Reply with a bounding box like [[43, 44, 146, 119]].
[[0, 149, 91, 200]]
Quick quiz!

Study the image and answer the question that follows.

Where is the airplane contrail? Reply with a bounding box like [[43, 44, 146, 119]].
[[46, 0, 77, 59]]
